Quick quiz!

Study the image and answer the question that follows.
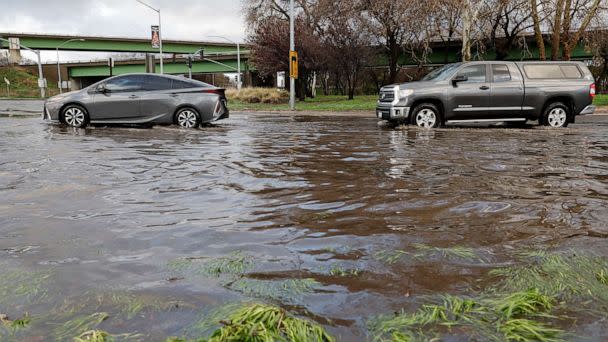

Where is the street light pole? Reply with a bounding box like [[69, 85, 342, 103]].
[[0, 38, 45, 98], [56, 38, 85, 94], [208, 35, 241, 90], [289, 0, 295, 110], [136, 0, 163, 74]]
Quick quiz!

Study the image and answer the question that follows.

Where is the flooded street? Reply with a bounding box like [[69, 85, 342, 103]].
[[1, 113, 608, 341]]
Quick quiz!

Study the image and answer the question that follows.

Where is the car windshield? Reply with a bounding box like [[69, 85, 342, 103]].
[[422, 63, 462, 81]]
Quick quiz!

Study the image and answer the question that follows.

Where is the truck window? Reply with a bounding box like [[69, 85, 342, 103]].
[[456, 65, 486, 83], [523, 64, 583, 79], [492, 65, 511, 82], [560, 65, 582, 78]]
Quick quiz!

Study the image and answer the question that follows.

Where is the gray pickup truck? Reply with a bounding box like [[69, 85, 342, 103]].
[[376, 61, 596, 128]]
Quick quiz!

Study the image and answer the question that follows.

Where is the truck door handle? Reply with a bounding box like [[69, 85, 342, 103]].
[[479, 86, 490, 90]]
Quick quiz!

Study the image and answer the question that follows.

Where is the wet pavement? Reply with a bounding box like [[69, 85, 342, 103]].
[[1, 114, 608, 341]]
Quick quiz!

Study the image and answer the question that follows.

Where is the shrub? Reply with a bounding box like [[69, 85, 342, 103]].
[[226, 87, 289, 104]]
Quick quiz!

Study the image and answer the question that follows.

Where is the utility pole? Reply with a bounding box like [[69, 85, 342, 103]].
[[56, 38, 85, 94], [289, 0, 295, 110]]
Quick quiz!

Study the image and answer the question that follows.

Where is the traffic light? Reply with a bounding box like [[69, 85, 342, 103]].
[[289, 50, 298, 79], [199, 48, 204, 60], [186, 55, 193, 68]]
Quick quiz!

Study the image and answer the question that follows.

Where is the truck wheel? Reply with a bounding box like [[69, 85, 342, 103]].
[[542, 102, 569, 128], [411, 104, 441, 128]]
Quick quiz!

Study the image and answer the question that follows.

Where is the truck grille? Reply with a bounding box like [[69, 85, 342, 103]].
[[379, 89, 395, 103]]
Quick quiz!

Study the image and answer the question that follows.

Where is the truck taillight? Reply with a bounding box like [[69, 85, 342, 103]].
[[590, 84, 596, 98]]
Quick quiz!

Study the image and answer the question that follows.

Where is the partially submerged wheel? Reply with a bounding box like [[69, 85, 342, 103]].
[[175, 108, 201, 128], [542, 102, 569, 128], [61, 105, 89, 128], [411, 103, 441, 128]]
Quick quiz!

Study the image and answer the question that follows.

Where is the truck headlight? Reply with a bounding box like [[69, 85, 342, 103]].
[[398, 89, 414, 99]]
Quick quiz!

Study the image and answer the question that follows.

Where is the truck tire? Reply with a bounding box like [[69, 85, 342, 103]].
[[542, 102, 569, 128], [411, 103, 441, 128]]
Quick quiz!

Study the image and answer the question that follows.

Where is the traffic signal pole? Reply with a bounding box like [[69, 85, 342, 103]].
[[289, 0, 295, 111]]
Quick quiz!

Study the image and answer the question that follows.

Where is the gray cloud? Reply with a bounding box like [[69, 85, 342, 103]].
[[2, 0, 246, 62], [1, 0, 245, 41]]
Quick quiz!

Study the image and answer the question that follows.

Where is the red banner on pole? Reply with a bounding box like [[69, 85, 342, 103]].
[[151, 26, 160, 49]]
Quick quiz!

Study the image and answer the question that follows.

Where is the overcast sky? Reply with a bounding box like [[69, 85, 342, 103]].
[[1, 0, 246, 62]]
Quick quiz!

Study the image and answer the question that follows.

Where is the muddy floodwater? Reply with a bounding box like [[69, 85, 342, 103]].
[[1, 114, 608, 341]]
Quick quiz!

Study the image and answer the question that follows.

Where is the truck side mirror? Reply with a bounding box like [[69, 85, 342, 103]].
[[452, 75, 468, 86]]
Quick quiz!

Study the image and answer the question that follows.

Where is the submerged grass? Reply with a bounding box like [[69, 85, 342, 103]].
[[52, 312, 109, 341], [370, 250, 608, 341], [489, 252, 608, 305], [328, 264, 361, 277], [0, 267, 53, 306], [205, 303, 335, 342], [369, 289, 564, 342], [168, 251, 254, 279], [74, 329, 113, 342], [230, 278, 320, 302], [375, 244, 485, 265]]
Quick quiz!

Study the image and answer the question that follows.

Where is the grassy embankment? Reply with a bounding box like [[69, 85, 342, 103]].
[[228, 87, 608, 112], [0, 67, 59, 98]]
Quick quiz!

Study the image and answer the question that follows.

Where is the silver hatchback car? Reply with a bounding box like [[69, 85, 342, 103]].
[[43, 73, 229, 128]]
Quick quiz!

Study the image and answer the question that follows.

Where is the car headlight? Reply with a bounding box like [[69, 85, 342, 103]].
[[398, 89, 414, 99]]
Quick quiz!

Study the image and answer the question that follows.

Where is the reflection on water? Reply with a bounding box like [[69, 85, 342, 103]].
[[1, 115, 608, 340]]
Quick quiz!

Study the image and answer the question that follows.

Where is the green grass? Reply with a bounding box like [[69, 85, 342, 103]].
[[593, 94, 608, 106], [228, 95, 378, 112], [370, 250, 608, 341], [369, 289, 564, 342], [231, 93, 608, 112], [0, 66, 59, 98], [206, 303, 334, 342]]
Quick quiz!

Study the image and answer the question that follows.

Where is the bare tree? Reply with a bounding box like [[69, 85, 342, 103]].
[[431, 0, 463, 63], [361, 0, 427, 83], [481, 0, 534, 60], [530, 0, 547, 60], [319, 0, 373, 99], [461, 0, 485, 61]]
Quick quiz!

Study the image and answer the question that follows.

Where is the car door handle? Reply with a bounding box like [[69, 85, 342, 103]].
[[169, 93, 179, 98], [129, 95, 139, 99], [479, 86, 490, 90]]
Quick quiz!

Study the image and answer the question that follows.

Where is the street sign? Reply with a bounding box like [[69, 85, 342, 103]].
[[38, 78, 47, 88], [289, 50, 298, 79], [3, 77, 9, 85], [277, 71, 286, 89], [151, 26, 160, 49]]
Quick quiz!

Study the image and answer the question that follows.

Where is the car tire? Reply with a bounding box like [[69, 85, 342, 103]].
[[175, 107, 201, 128], [411, 103, 441, 128], [542, 102, 570, 128], [60, 104, 89, 128]]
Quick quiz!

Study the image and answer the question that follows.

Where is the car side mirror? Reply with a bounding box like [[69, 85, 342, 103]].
[[452, 75, 468, 86], [97, 84, 109, 93]]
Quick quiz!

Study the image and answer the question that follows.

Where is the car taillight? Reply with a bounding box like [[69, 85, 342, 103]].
[[202, 89, 225, 98], [590, 84, 596, 98]]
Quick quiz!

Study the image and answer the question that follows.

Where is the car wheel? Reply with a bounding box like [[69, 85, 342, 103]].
[[61, 105, 89, 128], [411, 104, 441, 128], [542, 102, 569, 128], [175, 108, 201, 128]]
